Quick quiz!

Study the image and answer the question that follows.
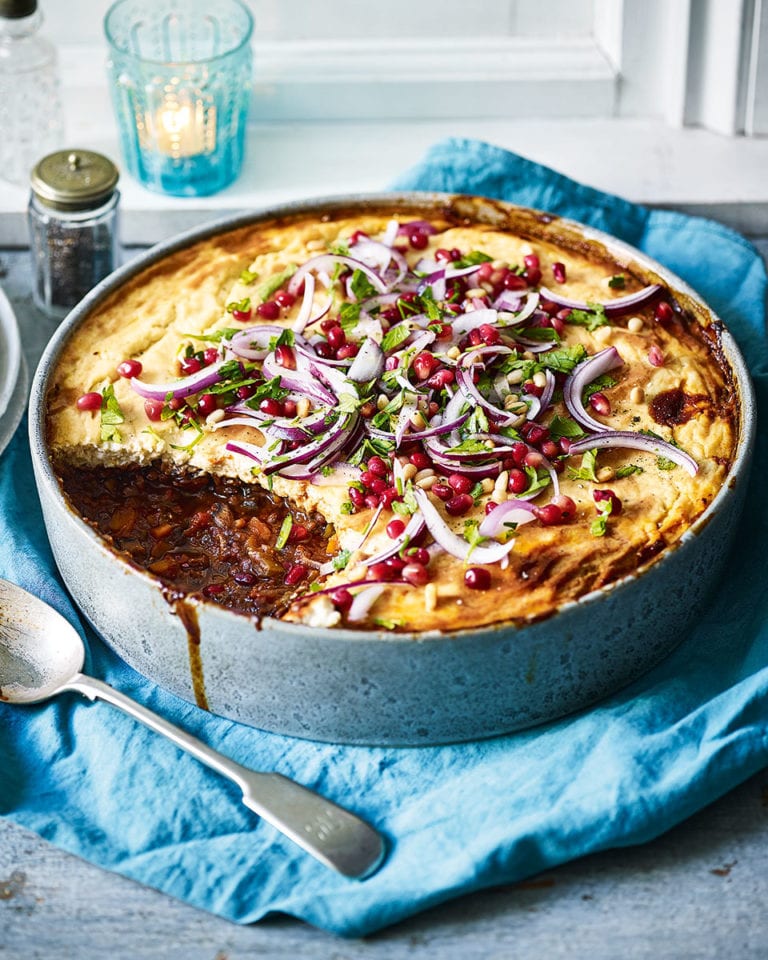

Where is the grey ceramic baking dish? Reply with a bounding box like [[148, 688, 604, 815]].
[[29, 193, 756, 745]]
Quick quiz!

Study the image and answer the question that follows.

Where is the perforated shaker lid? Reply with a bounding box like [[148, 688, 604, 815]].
[[30, 150, 120, 211]]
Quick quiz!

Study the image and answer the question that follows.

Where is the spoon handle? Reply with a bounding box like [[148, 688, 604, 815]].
[[63, 673, 385, 880]]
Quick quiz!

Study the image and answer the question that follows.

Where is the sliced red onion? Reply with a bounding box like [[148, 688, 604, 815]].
[[262, 354, 337, 406], [539, 283, 662, 317], [451, 308, 498, 337], [395, 395, 419, 445], [567, 431, 698, 476], [510, 336, 555, 354], [130, 358, 234, 401], [381, 219, 399, 248], [264, 413, 359, 475], [412, 488, 516, 564], [346, 337, 385, 382], [287, 254, 389, 298], [354, 313, 384, 342], [365, 409, 470, 443], [418, 268, 446, 302], [478, 500, 537, 537], [455, 365, 523, 427], [505, 291, 540, 326], [539, 369, 556, 412], [354, 501, 385, 556], [563, 346, 625, 433], [351, 239, 407, 285], [397, 220, 438, 236], [362, 512, 427, 567], [347, 584, 387, 623], [228, 325, 285, 361], [225, 439, 270, 463]]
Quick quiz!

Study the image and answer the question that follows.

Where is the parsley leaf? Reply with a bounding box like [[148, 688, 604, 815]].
[[245, 376, 290, 406], [591, 498, 613, 537], [547, 415, 586, 440], [350, 269, 378, 302], [339, 302, 362, 330], [255, 265, 297, 302], [332, 549, 352, 571], [608, 274, 626, 289], [615, 463, 644, 478], [239, 268, 258, 285], [226, 297, 251, 315], [453, 251, 493, 268], [186, 327, 239, 344], [336, 391, 362, 415], [523, 466, 552, 497], [99, 384, 125, 443], [381, 323, 412, 353], [567, 303, 609, 331], [657, 456, 678, 471], [567, 448, 599, 483], [583, 374, 617, 403]]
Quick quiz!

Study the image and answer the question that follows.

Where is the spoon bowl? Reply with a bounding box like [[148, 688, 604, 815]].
[[0, 578, 385, 879]]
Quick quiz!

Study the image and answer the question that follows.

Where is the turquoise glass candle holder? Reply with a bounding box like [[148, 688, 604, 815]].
[[104, 0, 253, 197]]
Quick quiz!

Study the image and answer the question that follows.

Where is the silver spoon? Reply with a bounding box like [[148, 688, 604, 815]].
[[0, 578, 386, 880]]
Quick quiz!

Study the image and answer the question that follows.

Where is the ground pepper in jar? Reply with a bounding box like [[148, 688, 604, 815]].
[[28, 148, 120, 318]]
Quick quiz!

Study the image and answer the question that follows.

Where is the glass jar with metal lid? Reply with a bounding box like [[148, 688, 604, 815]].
[[28, 149, 120, 318]]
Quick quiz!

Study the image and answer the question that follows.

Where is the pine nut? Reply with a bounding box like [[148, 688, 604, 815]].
[[415, 475, 436, 490], [630, 386, 645, 404], [493, 470, 509, 502], [296, 397, 311, 418], [480, 477, 496, 494], [306, 238, 326, 251], [206, 409, 225, 425], [594, 325, 612, 342], [424, 582, 437, 613], [376, 394, 389, 410], [446, 346, 461, 360], [410, 411, 427, 430], [597, 466, 615, 482], [627, 316, 644, 333], [414, 467, 435, 482], [401, 463, 418, 481], [466, 287, 486, 299], [506, 369, 524, 384], [532, 371, 547, 388]]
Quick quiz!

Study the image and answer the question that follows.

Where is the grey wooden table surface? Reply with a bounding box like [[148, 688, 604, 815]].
[[1, 239, 767, 960]]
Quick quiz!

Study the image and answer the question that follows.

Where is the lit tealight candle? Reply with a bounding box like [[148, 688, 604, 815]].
[[149, 98, 213, 158]]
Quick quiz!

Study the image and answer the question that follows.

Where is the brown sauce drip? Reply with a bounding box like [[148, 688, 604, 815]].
[[650, 388, 710, 427], [56, 462, 331, 619], [170, 596, 209, 711]]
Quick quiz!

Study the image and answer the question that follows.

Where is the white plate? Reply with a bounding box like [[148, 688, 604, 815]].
[[0, 286, 26, 457]]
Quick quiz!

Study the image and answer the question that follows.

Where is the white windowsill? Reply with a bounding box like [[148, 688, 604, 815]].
[[1, 46, 768, 247]]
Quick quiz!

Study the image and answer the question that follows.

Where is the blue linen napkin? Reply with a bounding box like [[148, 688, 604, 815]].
[[2, 138, 767, 937]]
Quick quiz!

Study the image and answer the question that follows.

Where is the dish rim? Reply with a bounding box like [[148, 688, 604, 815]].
[[28, 190, 758, 645]]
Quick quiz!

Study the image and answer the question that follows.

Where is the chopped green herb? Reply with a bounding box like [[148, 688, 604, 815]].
[[518, 326, 560, 342], [336, 391, 362, 415], [244, 376, 290, 406], [547, 415, 586, 440], [239, 268, 258, 285], [608, 274, 626, 289], [339, 302, 362, 329], [381, 323, 412, 353], [567, 303, 609, 332], [615, 464, 644, 478], [340, 501, 355, 515], [449, 437, 492, 454], [523, 466, 552, 497], [99, 384, 125, 443], [656, 456, 678, 471], [470, 481, 485, 503], [275, 515, 293, 549], [349, 436, 395, 466], [329, 241, 350, 257], [374, 617, 401, 630], [591, 498, 613, 537], [169, 419, 204, 452], [463, 519, 487, 554], [332, 549, 352, 572], [255, 264, 297, 302], [226, 297, 251, 315], [583, 374, 617, 403], [567, 448, 599, 483], [350, 269, 378, 302], [453, 251, 493, 268], [268, 328, 295, 351], [185, 327, 240, 343]]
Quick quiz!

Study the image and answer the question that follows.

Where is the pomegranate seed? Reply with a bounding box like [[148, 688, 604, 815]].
[[551, 494, 577, 521], [534, 504, 565, 526], [320, 317, 337, 333], [478, 323, 501, 345], [551, 315, 566, 337], [256, 301, 280, 320], [231, 308, 252, 322], [203, 583, 225, 597], [179, 356, 202, 375], [403, 546, 430, 565], [384, 356, 400, 371], [76, 391, 102, 411], [525, 450, 544, 468], [508, 469, 527, 494], [432, 482, 453, 501], [117, 359, 142, 379], [648, 345, 665, 367], [654, 301, 674, 324], [448, 473, 473, 495], [327, 326, 346, 349], [367, 456, 389, 477], [503, 273, 528, 291], [409, 229, 429, 249], [285, 563, 308, 586], [360, 470, 377, 489], [402, 562, 429, 586], [314, 341, 334, 359], [168, 397, 185, 411], [434, 322, 454, 341], [387, 518, 406, 539], [485, 500, 499, 515], [465, 567, 491, 590], [197, 393, 217, 416], [282, 399, 297, 418], [476, 262, 494, 282], [524, 381, 544, 398], [590, 391, 611, 416], [385, 556, 406, 574], [336, 343, 359, 360], [426, 368, 455, 390], [369, 477, 388, 495], [233, 572, 256, 586], [380, 307, 399, 324], [274, 289, 296, 308], [410, 451, 432, 470], [525, 424, 548, 446], [413, 352, 439, 380], [289, 523, 309, 542], [237, 384, 256, 400], [349, 230, 369, 245], [524, 254, 540, 271], [368, 561, 398, 582], [144, 399, 164, 421], [559, 437, 573, 455], [349, 487, 366, 508], [435, 248, 453, 262], [364, 494, 380, 510], [259, 398, 283, 417], [380, 487, 400, 509], [203, 347, 219, 366], [552, 262, 567, 284], [511, 442, 529, 467], [445, 493, 473, 516], [541, 440, 560, 460], [330, 588, 353, 612], [275, 344, 296, 369], [594, 488, 623, 515]]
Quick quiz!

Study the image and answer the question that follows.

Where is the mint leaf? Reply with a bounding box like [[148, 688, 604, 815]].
[[381, 323, 412, 353], [615, 463, 644, 478], [453, 251, 493, 268], [591, 498, 613, 537], [548, 415, 586, 440], [239, 268, 258, 284], [332, 549, 352, 571], [567, 448, 599, 483], [339, 302, 362, 330], [256, 265, 297, 302], [583, 374, 617, 403], [100, 384, 125, 443], [350, 269, 378, 302], [567, 303, 609, 331], [608, 274, 626, 289]]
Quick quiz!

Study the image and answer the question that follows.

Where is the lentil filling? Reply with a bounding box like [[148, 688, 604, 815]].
[[56, 463, 332, 618]]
